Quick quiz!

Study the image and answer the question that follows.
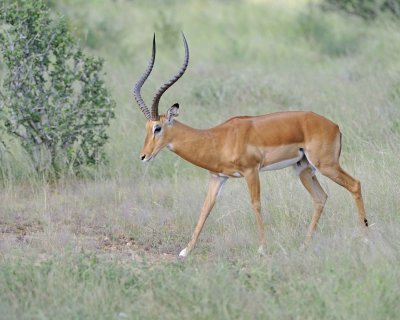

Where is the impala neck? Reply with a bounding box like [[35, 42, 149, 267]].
[[167, 120, 217, 171]]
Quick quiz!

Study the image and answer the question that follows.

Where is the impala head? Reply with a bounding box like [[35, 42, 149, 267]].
[[133, 33, 189, 162], [140, 103, 180, 162]]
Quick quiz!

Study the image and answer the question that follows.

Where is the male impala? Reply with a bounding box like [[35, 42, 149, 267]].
[[133, 33, 368, 258]]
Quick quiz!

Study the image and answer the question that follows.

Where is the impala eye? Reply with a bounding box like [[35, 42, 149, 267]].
[[154, 126, 162, 134]]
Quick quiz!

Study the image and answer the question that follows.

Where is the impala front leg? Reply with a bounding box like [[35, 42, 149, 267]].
[[179, 174, 228, 258], [244, 169, 266, 256]]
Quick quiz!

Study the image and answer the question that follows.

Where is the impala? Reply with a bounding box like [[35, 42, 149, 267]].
[[133, 33, 368, 257]]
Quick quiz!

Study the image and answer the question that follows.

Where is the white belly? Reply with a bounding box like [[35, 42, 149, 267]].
[[260, 150, 304, 172]]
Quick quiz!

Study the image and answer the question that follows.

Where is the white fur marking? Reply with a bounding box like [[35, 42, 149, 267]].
[[217, 172, 241, 178], [216, 177, 228, 199], [179, 247, 188, 257], [260, 151, 304, 172], [217, 173, 229, 177]]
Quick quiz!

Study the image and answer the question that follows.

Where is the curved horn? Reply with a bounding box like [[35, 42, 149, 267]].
[[151, 32, 189, 120], [133, 34, 156, 119]]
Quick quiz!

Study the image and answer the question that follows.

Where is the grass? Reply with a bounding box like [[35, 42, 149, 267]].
[[1, 227, 400, 319], [1, 0, 400, 318]]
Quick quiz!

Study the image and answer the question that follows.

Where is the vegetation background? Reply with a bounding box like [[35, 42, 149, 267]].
[[1, 0, 400, 318]]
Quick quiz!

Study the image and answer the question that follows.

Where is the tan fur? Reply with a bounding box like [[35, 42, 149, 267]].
[[140, 110, 368, 257]]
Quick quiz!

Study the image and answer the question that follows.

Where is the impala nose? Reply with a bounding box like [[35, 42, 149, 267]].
[[140, 154, 146, 161]]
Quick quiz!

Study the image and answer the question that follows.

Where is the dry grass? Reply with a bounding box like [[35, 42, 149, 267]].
[[1, 0, 400, 319]]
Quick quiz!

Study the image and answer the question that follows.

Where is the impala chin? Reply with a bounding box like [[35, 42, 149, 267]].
[[141, 148, 163, 162], [143, 151, 162, 162], [141, 156, 154, 163]]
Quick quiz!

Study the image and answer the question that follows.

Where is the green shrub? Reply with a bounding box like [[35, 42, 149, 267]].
[[0, 0, 115, 178], [321, 0, 400, 20]]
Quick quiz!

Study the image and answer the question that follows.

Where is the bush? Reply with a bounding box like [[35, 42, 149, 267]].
[[0, 0, 115, 178], [321, 0, 400, 20]]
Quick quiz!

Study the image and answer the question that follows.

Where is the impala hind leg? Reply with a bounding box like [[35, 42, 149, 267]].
[[179, 174, 227, 258], [298, 166, 328, 243], [244, 169, 266, 255], [317, 164, 368, 229]]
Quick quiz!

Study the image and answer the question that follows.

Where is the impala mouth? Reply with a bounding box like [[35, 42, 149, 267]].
[[141, 155, 154, 163], [141, 148, 162, 162]]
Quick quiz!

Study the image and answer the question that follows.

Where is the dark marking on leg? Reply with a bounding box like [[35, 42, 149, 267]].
[[364, 218, 368, 227], [297, 149, 305, 167]]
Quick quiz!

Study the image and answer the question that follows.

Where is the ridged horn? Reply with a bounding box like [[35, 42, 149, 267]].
[[150, 32, 189, 120], [133, 34, 156, 119]]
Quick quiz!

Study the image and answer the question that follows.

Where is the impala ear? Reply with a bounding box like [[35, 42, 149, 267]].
[[166, 103, 179, 124]]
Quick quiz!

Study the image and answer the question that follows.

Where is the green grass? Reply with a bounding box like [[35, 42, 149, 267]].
[[1, 240, 400, 319], [1, 0, 400, 318]]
